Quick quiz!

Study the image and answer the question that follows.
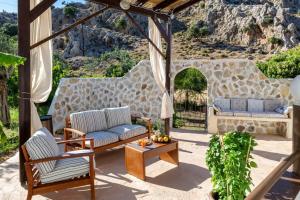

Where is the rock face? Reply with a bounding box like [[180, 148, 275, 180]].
[[49, 59, 294, 133], [181, 0, 300, 50]]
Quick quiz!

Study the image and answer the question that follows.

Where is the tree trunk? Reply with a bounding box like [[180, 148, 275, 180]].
[[0, 78, 10, 127]]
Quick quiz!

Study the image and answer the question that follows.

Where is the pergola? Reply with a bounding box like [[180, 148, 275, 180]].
[[18, 0, 201, 184]]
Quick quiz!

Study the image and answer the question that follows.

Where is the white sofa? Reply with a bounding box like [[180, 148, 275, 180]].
[[207, 98, 293, 138]]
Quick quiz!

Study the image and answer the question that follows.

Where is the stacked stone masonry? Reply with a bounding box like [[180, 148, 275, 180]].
[[49, 59, 294, 135]]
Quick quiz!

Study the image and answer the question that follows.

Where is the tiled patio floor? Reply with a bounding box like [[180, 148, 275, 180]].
[[0, 129, 294, 200]]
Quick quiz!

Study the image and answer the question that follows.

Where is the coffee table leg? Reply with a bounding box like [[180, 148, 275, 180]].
[[159, 147, 179, 165], [125, 147, 145, 180]]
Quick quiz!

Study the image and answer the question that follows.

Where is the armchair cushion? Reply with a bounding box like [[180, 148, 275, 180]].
[[105, 106, 132, 128], [40, 156, 90, 184], [25, 128, 60, 175], [70, 110, 107, 134], [85, 131, 119, 148], [108, 124, 147, 140], [251, 112, 287, 118]]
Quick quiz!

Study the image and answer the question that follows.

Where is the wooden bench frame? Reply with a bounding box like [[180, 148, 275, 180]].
[[64, 115, 152, 153], [21, 138, 96, 200], [207, 107, 293, 138]]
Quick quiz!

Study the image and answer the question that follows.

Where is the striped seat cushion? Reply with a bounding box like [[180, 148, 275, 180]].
[[108, 124, 147, 140], [85, 131, 119, 147], [70, 110, 107, 134], [40, 155, 90, 184], [105, 106, 132, 128], [25, 128, 60, 175]]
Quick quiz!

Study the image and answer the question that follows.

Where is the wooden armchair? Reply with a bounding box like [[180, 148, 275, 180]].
[[21, 132, 96, 200]]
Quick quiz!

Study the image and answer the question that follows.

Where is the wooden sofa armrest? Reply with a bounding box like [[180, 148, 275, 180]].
[[131, 115, 152, 136], [58, 138, 94, 152], [63, 128, 89, 151], [64, 128, 86, 137]]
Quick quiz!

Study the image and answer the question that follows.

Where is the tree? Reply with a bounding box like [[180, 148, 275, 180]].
[[1, 23, 18, 37], [174, 68, 207, 107], [0, 52, 25, 127]]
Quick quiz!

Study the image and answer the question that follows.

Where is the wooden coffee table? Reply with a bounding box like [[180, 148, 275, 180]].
[[125, 140, 179, 180]]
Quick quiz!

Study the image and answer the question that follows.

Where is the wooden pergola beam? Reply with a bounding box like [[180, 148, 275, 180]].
[[91, 0, 169, 20], [30, 6, 110, 50], [134, 0, 148, 6], [18, 0, 31, 184], [30, 0, 57, 22], [172, 0, 201, 13], [153, 0, 177, 11]]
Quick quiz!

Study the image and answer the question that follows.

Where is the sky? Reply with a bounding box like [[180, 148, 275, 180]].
[[0, 0, 85, 13]]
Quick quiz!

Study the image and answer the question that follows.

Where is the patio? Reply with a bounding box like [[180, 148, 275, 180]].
[[0, 129, 294, 200]]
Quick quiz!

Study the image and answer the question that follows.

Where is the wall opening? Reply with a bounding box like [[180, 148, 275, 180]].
[[173, 67, 208, 131]]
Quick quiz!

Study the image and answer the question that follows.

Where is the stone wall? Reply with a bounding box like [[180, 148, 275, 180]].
[[49, 59, 294, 134]]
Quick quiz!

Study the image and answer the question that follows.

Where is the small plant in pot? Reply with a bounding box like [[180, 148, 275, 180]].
[[206, 131, 257, 200]]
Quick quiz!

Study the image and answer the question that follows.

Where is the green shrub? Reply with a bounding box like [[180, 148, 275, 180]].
[[101, 49, 137, 77], [63, 5, 78, 18], [206, 132, 257, 200], [1, 23, 18, 37], [187, 24, 209, 39], [257, 46, 300, 78], [262, 16, 273, 26], [268, 36, 283, 45], [199, 2, 205, 9], [173, 118, 185, 128], [114, 17, 127, 31]]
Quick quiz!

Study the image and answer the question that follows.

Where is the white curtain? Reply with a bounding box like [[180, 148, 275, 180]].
[[148, 18, 174, 119], [30, 0, 53, 134]]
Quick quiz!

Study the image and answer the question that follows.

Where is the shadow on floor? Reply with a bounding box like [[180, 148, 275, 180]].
[[146, 162, 210, 191], [265, 171, 300, 200], [253, 149, 289, 162]]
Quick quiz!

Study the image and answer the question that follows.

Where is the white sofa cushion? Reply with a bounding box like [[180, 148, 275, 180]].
[[40, 155, 90, 184], [85, 131, 119, 147], [70, 110, 107, 134], [214, 98, 230, 111], [231, 98, 247, 111], [251, 112, 287, 118], [264, 99, 282, 112], [25, 128, 60, 175], [108, 124, 147, 140], [274, 105, 290, 115], [233, 111, 251, 117], [248, 99, 264, 112], [105, 106, 132, 128], [216, 111, 233, 116]]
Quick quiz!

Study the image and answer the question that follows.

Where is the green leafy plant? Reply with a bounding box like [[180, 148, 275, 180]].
[[257, 45, 300, 78], [63, 5, 78, 18], [114, 17, 127, 31], [262, 16, 273, 26], [268, 36, 283, 46], [206, 132, 257, 200], [187, 24, 209, 39], [1, 23, 18, 37], [101, 49, 137, 77]]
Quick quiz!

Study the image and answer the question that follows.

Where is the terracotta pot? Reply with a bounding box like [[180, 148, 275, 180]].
[[207, 191, 219, 200]]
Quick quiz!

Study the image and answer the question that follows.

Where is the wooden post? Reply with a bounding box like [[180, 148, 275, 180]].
[[293, 105, 300, 175], [164, 19, 172, 135], [18, 0, 31, 184]]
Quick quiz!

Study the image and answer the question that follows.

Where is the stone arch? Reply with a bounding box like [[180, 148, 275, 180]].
[[171, 65, 209, 130]]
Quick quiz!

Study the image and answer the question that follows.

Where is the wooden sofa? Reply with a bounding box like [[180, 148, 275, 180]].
[[64, 106, 152, 153], [208, 98, 293, 138]]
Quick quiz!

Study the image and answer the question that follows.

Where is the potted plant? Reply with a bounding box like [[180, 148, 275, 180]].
[[206, 131, 257, 200]]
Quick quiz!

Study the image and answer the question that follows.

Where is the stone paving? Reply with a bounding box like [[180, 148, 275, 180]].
[[0, 129, 293, 200]]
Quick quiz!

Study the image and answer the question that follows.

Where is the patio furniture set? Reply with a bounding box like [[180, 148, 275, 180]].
[[21, 106, 179, 200]]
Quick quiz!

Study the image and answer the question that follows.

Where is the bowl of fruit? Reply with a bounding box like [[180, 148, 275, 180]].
[[150, 133, 171, 143]]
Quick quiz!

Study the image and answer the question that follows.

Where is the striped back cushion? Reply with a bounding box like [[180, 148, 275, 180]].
[[25, 128, 60, 175], [70, 110, 107, 133], [105, 106, 132, 128]]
